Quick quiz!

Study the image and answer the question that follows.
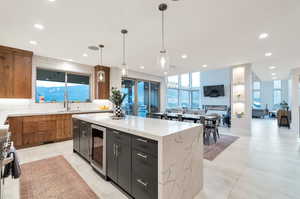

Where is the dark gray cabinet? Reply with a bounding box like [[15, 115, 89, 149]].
[[131, 136, 158, 199], [73, 119, 91, 161], [107, 129, 132, 194], [73, 119, 80, 152]]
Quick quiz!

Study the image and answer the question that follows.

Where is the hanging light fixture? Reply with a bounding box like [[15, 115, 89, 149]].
[[121, 29, 128, 77], [158, 3, 170, 72]]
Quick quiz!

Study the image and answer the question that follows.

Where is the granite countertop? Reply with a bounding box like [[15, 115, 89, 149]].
[[0, 109, 112, 125], [73, 113, 202, 141]]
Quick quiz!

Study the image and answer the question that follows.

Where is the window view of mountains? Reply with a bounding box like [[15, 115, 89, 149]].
[[36, 82, 90, 103]]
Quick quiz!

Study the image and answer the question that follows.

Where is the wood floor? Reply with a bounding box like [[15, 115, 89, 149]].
[[4, 119, 300, 199]]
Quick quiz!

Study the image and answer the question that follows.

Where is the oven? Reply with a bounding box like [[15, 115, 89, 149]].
[[90, 124, 106, 177]]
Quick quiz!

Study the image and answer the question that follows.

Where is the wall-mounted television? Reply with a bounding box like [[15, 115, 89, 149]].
[[203, 85, 225, 97]]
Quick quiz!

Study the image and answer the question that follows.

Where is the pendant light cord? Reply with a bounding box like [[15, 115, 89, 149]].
[[100, 47, 103, 65], [122, 33, 126, 66], [161, 10, 165, 52]]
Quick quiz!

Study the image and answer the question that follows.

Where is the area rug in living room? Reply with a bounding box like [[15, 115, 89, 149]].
[[204, 134, 239, 161], [20, 155, 99, 199]]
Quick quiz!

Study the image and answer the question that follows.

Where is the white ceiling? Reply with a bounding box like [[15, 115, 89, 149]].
[[1, 0, 300, 81]]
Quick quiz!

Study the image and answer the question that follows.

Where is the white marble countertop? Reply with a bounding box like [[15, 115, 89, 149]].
[[0, 109, 112, 125], [73, 113, 201, 141]]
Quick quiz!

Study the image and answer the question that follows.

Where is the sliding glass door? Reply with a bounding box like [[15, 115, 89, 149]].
[[121, 79, 135, 115], [122, 78, 160, 117]]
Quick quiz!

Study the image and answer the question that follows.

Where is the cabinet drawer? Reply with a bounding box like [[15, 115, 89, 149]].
[[132, 150, 156, 173], [132, 136, 158, 156], [132, 171, 157, 199], [108, 129, 130, 146]]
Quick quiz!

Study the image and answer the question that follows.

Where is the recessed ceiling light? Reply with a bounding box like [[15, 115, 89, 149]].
[[202, 64, 208, 68], [34, 24, 44, 30], [269, 66, 276, 69], [164, 72, 168, 75], [140, 66, 145, 69], [29, 40, 37, 45], [67, 59, 73, 62], [83, 53, 88, 57], [265, 52, 272, 57], [271, 73, 276, 76], [259, 33, 269, 39], [48, 0, 56, 2], [181, 54, 188, 59]]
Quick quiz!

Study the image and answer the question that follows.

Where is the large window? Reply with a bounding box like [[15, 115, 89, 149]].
[[273, 80, 282, 105], [36, 69, 90, 103], [166, 72, 201, 108], [252, 81, 261, 108]]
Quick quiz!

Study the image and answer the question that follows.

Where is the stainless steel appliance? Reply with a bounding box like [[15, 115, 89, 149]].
[[90, 125, 106, 177]]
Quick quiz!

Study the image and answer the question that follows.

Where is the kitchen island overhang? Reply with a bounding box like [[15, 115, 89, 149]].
[[73, 113, 203, 199]]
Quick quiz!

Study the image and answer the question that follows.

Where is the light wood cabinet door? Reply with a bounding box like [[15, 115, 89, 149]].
[[0, 45, 32, 98], [0, 52, 13, 98], [12, 54, 32, 98]]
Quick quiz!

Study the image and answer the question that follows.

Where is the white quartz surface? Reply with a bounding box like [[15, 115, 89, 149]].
[[0, 109, 111, 125], [73, 113, 201, 141]]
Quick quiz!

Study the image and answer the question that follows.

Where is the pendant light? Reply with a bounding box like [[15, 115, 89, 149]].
[[121, 29, 128, 77], [158, 3, 170, 72]]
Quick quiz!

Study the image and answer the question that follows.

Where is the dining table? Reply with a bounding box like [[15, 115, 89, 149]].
[[152, 112, 218, 123]]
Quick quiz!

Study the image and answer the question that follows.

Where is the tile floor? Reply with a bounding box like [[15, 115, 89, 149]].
[[3, 119, 300, 199]]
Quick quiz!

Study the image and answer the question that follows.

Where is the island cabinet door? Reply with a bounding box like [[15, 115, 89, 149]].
[[106, 129, 118, 182], [106, 129, 132, 194], [79, 121, 90, 161], [72, 119, 80, 152], [116, 142, 131, 194]]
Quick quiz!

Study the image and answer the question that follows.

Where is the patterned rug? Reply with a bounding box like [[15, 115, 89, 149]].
[[20, 155, 99, 199], [204, 134, 239, 161]]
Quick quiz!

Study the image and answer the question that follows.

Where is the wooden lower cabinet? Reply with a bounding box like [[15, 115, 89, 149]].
[[8, 114, 72, 148]]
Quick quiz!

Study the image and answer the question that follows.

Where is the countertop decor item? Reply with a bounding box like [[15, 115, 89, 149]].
[[109, 87, 126, 118]]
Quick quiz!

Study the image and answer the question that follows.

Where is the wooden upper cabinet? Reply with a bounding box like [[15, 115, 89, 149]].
[[0, 45, 33, 98], [94, 65, 110, 99]]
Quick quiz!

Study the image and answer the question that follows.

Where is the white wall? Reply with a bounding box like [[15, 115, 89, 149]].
[[200, 68, 231, 106]]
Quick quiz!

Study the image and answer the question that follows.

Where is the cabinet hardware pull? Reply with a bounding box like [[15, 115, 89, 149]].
[[137, 153, 148, 159], [113, 144, 116, 157], [112, 131, 120, 135], [137, 179, 148, 187], [116, 144, 119, 157], [136, 138, 148, 143]]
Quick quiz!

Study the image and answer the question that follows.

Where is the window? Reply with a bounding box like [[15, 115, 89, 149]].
[[167, 89, 179, 108], [252, 81, 261, 108], [166, 72, 201, 109], [274, 80, 281, 89], [191, 90, 200, 108], [36, 69, 90, 103], [167, 75, 179, 88], [273, 80, 282, 105], [180, 73, 190, 88], [179, 90, 190, 108], [191, 72, 200, 88], [253, 81, 261, 90]]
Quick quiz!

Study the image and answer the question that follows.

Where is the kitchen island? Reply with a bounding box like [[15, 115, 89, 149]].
[[73, 113, 203, 199]]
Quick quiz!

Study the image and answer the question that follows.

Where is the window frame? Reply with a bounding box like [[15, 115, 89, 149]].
[[273, 80, 282, 105], [252, 80, 261, 108], [35, 67, 92, 103], [166, 72, 201, 109]]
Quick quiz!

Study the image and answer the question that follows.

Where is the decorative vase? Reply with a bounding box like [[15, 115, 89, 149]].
[[113, 105, 123, 118]]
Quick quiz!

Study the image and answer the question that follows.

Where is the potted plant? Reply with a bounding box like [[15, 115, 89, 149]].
[[109, 87, 127, 118]]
